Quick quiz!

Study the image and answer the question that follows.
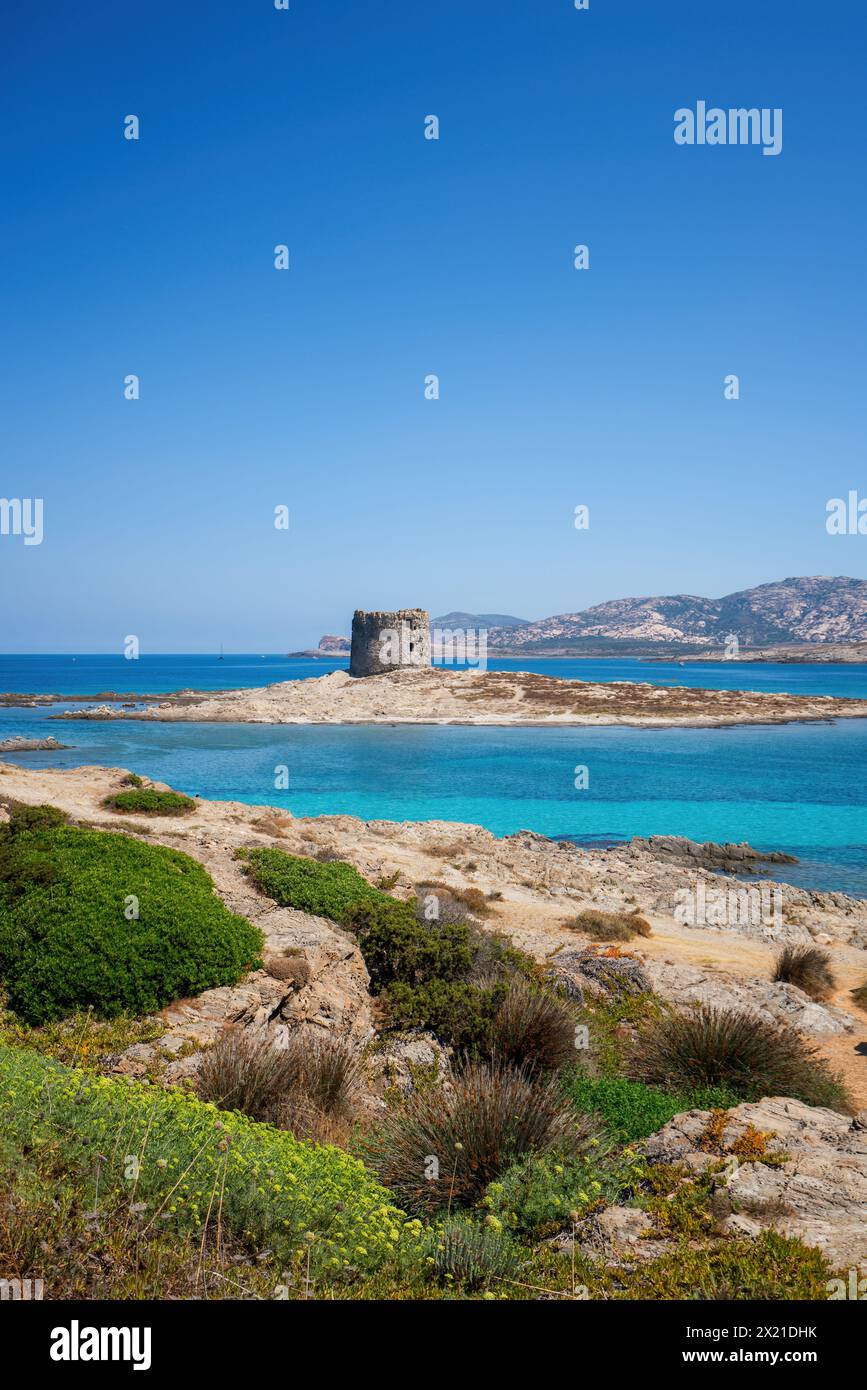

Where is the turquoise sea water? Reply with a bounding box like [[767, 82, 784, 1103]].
[[1, 655, 866, 897], [4, 652, 867, 699]]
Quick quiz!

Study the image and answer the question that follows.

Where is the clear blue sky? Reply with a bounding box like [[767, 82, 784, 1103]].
[[2, 0, 865, 652]]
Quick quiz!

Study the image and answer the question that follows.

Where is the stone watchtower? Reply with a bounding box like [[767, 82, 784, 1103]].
[[349, 609, 431, 677]]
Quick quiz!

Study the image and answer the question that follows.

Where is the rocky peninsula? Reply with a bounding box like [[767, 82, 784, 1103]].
[[45, 666, 867, 728]]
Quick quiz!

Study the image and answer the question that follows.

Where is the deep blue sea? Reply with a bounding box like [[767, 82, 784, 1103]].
[[1, 654, 866, 897]]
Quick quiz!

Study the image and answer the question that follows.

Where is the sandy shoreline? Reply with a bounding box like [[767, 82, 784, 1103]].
[[35, 666, 867, 729]]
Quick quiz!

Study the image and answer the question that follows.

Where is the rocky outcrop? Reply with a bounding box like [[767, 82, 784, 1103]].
[[628, 835, 797, 873], [0, 735, 71, 752], [366, 1030, 452, 1102], [547, 949, 650, 1002], [638, 1099, 867, 1268], [642, 959, 855, 1036]]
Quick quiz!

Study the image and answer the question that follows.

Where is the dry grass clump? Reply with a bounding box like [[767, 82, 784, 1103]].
[[852, 980, 867, 1013], [263, 948, 312, 987], [563, 908, 652, 942], [772, 945, 836, 1002], [197, 1027, 362, 1142], [490, 979, 577, 1076], [415, 880, 496, 920], [360, 1060, 598, 1214], [629, 1006, 850, 1112], [250, 810, 294, 838]]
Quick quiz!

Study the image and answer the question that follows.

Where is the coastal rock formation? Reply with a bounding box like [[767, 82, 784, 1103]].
[[628, 835, 797, 874], [641, 958, 855, 1036], [2, 763, 866, 1105], [640, 1099, 867, 1268], [350, 608, 431, 677], [568, 1101, 867, 1271], [49, 666, 867, 729], [0, 735, 71, 751]]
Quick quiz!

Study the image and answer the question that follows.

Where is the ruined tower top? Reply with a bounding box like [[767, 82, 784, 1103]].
[[349, 609, 431, 677]]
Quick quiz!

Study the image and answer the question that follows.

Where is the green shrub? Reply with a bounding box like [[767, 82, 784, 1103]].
[[381, 978, 505, 1052], [361, 1061, 599, 1214], [0, 1044, 414, 1277], [484, 1149, 620, 1238], [0, 823, 262, 1023], [4, 802, 68, 833], [629, 1006, 850, 1112], [425, 1216, 522, 1290], [773, 944, 836, 1002], [563, 908, 652, 942], [103, 789, 196, 816], [237, 846, 384, 922], [564, 1072, 741, 1143], [345, 898, 474, 990]]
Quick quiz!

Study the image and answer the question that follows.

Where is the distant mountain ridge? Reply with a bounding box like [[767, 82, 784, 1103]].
[[485, 577, 867, 651], [433, 611, 529, 629]]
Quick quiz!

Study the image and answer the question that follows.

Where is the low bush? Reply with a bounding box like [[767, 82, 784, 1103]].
[[611, 1230, 834, 1301], [425, 1216, 522, 1290], [103, 789, 196, 816], [773, 944, 836, 1001], [853, 980, 867, 1013], [628, 1006, 850, 1112], [415, 882, 496, 921], [484, 1149, 620, 1238], [4, 801, 68, 832], [0, 999, 166, 1073], [237, 846, 384, 922], [360, 1061, 600, 1214], [197, 1028, 302, 1121], [345, 898, 474, 989], [563, 908, 651, 942], [381, 978, 505, 1053], [0, 1044, 413, 1278], [0, 821, 262, 1024]]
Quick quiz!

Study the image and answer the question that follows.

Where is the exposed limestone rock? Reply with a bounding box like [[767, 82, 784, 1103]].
[[547, 949, 650, 1002], [642, 959, 855, 1036], [639, 1098, 867, 1268], [566, 1206, 669, 1267], [366, 1030, 452, 1100]]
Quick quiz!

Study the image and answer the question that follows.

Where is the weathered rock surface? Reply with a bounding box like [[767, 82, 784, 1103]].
[[547, 949, 650, 1002], [642, 958, 855, 1036], [366, 1030, 452, 1101], [0, 735, 71, 752], [637, 1099, 867, 1268], [629, 835, 797, 874]]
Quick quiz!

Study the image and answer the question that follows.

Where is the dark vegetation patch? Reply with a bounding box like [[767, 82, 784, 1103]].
[[360, 1061, 599, 1215], [103, 789, 197, 816]]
